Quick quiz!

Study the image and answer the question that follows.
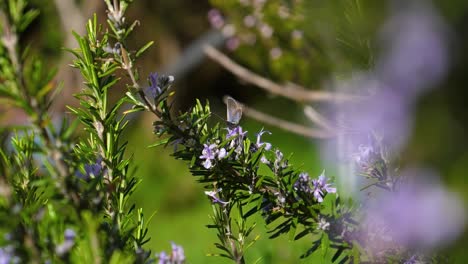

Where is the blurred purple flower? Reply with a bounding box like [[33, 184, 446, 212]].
[[78, 157, 103, 180], [208, 9, 225, 29], [0, 246, 14, 264], [404, 255, 418, 264], [170, 242, 185, 264], [378, 1, 449, 99], [321, 1, 451, 168], [64, 228, 76, 241], [243, 15, 256, 27], [56, 228, 76, 256], [362, 169, 466, 250], [269, 47, 282, 59], [226, 37, 240, 51], [156, 242, 185, 264], [259, 23, 273, 38], [157, 251, 169, 264]]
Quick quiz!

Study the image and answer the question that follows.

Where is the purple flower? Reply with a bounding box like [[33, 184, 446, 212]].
[[312, 172, 336, 202], [207, 9, 224, 29], [293, 172, 312, 194], [170, 242, 185, 263], [226, 126, 247, 140], [269, 47, 282, 59], [226, 37, 240, 51], [243, 15, 256, 27], [0, 246, 14, 264], [205, 190, 229, 206], [78, 158, 103, 180], [256, 129, 272, 151], [199, 143, 226, 169], [226, 126, 247, 155], [273, 150, 287, 172], [64, 228, 76, 241], [362, 169, 466, 250], [320, 2, 451, 190], [146, 72, 162, 99], [156, 242, 185, 264], [56, 229, 76, 256], [317, 217, 330, 231], [404, 255, 418, 264], [156, 251, 169, 264]]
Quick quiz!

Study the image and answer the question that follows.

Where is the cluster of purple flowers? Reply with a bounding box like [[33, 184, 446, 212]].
[[200, 125, 274, 170], [293, 171, 336, 203], [156, 242, 185, 264], [208, 1, 297, 55], [199, 143, 227, 169]]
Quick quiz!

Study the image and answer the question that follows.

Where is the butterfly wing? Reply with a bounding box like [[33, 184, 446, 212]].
[[226, 97, 242, 126]]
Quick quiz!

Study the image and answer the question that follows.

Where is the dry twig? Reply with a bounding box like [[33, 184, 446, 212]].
[[204, 45, 359, 103]]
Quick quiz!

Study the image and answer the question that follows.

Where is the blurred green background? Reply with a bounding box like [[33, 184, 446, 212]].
[[2, 0, 468, 262]]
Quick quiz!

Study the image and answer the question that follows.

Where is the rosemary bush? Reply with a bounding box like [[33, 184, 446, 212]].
[[0, 0, 466, 263]]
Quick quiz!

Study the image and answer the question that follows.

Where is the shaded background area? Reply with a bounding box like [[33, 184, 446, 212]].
[[1, 0, 468, 262]]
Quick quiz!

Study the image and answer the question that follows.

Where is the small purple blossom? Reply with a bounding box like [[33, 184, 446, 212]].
[[56, 229, 76, 256], [205, 190, 229, 206], [226, 126, 247, 140], [317, 217, 330, 231], [273, 150, 287, 172], [146, 72, 162, 99], [260, 155, 269, 164], [156, 242, 185, 264], [64, 228, 76, 241], [199, 143, 226, 169], [78, 158, 103, 180], [170, 242, 185, 263], [157, 251, 169, 264], [312, 172, 336, 203], [293, 172, 312, 194], [0, 246, 14, 264], [259, 23, 273, 38], [270, 47, 282, 59], [256, 129, 272, 151], [208, 9, 225, 29], [243, 15, 256, 27], [404, 255, 418, 264], [226, 126, 247, 155], [226, 37, 240, 51]]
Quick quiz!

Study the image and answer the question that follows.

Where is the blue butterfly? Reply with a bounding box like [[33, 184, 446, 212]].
[[226, 96, 242, 128]]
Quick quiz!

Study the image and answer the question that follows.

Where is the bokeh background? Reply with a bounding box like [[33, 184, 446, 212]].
[[2, 0, 468, 262]]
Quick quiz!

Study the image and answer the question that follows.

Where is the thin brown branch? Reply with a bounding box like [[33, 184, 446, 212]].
[[303, 105, 335, 132], [233, 100, 334, 139], [204, 45, 359, 103]]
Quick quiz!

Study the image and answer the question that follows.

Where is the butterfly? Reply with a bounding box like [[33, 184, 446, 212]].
[[226, 96, 242, 128]]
